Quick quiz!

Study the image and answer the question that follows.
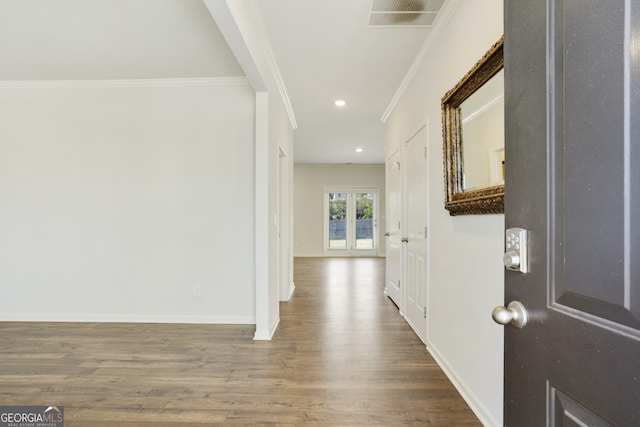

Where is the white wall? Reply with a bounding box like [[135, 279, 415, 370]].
[[385, 1, 504, 426], [294, 164, 385, 257], [0, 79, 257, 323], [207, 0, 297, 339]]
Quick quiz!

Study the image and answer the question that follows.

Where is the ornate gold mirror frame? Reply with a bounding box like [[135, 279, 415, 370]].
[[442, 36, 504, 215]]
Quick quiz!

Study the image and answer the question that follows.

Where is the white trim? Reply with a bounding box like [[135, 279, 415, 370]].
[[461, 93, 504, 125], [206, 0, 297, 129], [0, 314, 255, 324], [254, 316, 280, 341], [254, 91, 273, 341], [0, 77, 250, 89], [427, 341, 500, 427], [248, 6, 298, 130], [380, 0, 463, 123], [204, 0, 267, 91], [405, 317, 427, 344], [277, 142, 292, 302]]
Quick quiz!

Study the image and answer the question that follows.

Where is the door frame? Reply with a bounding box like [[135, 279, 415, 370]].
[[323, 186, 379, 257], [277, 145, 294, 301], [385, 149, 404, 311]]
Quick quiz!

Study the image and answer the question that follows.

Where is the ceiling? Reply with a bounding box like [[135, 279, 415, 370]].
[[254, 0, 435, 164], [0, 0, 443, 164]]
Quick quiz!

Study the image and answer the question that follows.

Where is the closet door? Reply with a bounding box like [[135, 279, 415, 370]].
[[385, 150, 403, 311], [404, 126, 428, 341]]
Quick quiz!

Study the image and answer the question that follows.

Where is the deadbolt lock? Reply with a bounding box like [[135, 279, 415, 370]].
[[504, 227, 529, 273]]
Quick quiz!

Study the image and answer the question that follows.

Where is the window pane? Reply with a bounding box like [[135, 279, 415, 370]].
[[328, 193, 347, 248], [355, 192, 374, 249]]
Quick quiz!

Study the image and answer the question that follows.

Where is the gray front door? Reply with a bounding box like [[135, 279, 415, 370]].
[[503, 1, 640, 425]]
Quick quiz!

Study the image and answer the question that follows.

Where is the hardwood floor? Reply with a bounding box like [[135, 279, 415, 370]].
[[0, 257, 481, 426]]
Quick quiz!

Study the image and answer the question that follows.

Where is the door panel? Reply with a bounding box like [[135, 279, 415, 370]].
[[406, 249, 426, 338], [354, 192, 376, 250], [404, 126, 428, 340], [553, 0, 633, 326], [327, 192, 347, 249], [385, 150, 403, 310], [551, 388, 612, 427], [504, 1, 640, 425]]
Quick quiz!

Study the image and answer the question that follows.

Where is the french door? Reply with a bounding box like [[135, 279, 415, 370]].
[[324, 187, 378, 256]]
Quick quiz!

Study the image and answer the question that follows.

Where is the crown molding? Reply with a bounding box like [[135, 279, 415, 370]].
[[248, 4, 298, 129], [206, 0, 297, 130], [380, 0, 463, 123], [0, 76, 250, 89]]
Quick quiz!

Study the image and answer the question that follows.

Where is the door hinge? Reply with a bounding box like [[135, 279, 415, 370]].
[[424, 307, 427, 318], [424, 226, 428, 237], [424, 147, 427, 159], [398, 280, 400, 288]]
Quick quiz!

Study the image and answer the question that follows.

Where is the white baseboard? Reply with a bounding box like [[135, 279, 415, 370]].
[[405, 317, 426, 344], [279, 282, 296, 302], [0, 313, 256, 324], [427, 340, 500, 427], [254, 316, 280, 341]]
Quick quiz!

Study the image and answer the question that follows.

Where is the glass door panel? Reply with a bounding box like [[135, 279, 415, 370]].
[[355, 192, 375, 249], [324, 188, 377, 255], [328, 193, 347, 248]]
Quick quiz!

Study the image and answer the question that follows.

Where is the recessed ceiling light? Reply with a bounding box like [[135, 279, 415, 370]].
[[355, 147, 363, 153], [334, 99, 346, 107]]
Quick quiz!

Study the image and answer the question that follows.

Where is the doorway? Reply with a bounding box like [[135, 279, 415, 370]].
[[323, 187, 378, 256], [384, 125, 428, 341]]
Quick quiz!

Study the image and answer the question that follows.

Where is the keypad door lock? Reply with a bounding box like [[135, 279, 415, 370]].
[[504, 227, 529, 273]]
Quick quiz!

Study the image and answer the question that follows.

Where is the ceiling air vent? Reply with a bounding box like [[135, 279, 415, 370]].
[[368, 0, 445, 27]]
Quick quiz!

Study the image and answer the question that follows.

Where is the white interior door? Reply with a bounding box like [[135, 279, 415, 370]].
[[385, 150, 403, 311], [403, 126, 428, 341], [278, 147, 292, 301]]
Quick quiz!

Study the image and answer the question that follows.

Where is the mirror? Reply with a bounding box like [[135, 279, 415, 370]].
[[442, 36, 504, 215]]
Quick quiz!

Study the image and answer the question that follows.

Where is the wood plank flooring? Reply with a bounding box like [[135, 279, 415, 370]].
[[0, 257, 481, 426]]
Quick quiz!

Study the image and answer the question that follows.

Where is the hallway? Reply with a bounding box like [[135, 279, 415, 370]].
[[0, 257, 480, 425], [282, 257, 481, 425]]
